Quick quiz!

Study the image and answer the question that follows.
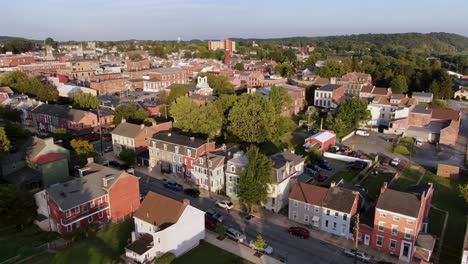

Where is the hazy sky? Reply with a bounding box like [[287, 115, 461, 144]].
[[2, 0, 467, 41]]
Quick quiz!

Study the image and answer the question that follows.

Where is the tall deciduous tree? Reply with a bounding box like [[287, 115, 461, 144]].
[[119, 149, 137, 164], [390, 75, 408, 94], [335, 97, 371, 129], [234, 63, 245, 71], [238, 146, 273, 213], [72, 93, 101, 109], [274, 63, 295, 77], [37, 84, 59, 102], [317, 60, 348, 78], [269, 85, 293, 114], [192, 104, 223, 139], [167, 84, 189, 103], [0, 128, 12, 157], [169, 96, 199, 132], [113, 105, 149, 125], [227, 94, 276, 144], [51, 128, 74, 149], [198, 73, 235, 95], [70, 139, 96, 163], [0, 184, 36, 228]]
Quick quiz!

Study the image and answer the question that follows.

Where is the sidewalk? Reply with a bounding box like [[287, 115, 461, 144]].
[[204, 232, 282, 264]]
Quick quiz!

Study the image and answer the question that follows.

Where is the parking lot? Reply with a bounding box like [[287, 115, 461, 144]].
[[343, 132, 398, 159]]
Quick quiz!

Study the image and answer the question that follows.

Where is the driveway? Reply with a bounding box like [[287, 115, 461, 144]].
[[343, 132, 398, 158]]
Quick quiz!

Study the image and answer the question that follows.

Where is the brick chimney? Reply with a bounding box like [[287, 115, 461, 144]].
[[183, 199, 190, 207], [330, 181, 336, 188], [87, 157, 94, 165], [380, 182, 388, 194]]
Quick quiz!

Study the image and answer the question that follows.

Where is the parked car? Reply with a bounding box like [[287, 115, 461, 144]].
[[109, 160, 121, 167], [226, 227, 246, 243], [249, 240, 274, 255], [126, 168, 135, 175], [415, 138, 423, 147], [355, 129, 370, 137], [206, 209, 224, 223], [164, 181, 183, 191], [348, 162, 366, 171], [390, 157, 401, 167], [317, 159, 332, 170], [316, 175, 328, 182], [184, 188, 200, 198], [306, 167, 318, 176], [288, 226, 310, 239], [216, 200, 234, 210], [343, 249, 371, 262], [205, 216, 218, 231], [104, 146, 113, 152]]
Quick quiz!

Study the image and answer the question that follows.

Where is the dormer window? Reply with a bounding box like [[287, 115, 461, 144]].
[[199, 158, 203, 165], [231, 165, 235, 173], [163, 144, 167, 151], [175, 146, 179, 154]]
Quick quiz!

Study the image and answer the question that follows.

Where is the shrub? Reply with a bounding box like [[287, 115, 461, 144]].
[[394, 145, 410, 155], [153, 252, 176, 264]]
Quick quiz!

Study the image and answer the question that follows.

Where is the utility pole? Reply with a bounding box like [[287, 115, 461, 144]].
[[205, 138, 212, 198], [354, 213, 360, 264], [320, 117, 324, 131]]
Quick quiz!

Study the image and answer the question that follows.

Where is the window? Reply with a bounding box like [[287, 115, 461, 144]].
[[343, 214, 347, 221], [314, 207, 319, 213], [304, 215, 309, 222], [229, 176, 233, 183], [208, 160, 212, 167], [390, 239, 397, 251], [378, 221, 385, 232], [74, 206, 80, 214], [293, 200, 298, 207], [393, 216, 400, 222], [199, 158, 203, 164], [163, 144, 167, 150], [90, 200, 95, 208], [187, 149, 192, 156], [326, 210, 330, 216], [66, 209, 71, 218], [391, 225, 398, 236], [305, 204, 310, 211], [334, 212, 339, 217], [293, 211, 297, 220], [88, 216, 93, 223], [407, 219, 415, 225], [67, 225, 72, 232], [376, 235, 383, 247], [404, 229, 412, 239], [98, 211, 103, 219], [175, 146, 179, 154], [379, 212, 386, 218], [332, 222, 337, 230], [231, 165, 235, 173], [173, 155, 177, 162], [325, 220, 329, 227]]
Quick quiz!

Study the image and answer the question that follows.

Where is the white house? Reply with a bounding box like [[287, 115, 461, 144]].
[[126, 192, 205, 263], [191, 153, 225, 193], [367, 95, 417, 128], [225, 150, 247, 199], [320, 184, 361, 239]]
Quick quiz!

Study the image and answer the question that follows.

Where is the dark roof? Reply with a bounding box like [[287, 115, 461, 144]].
[[111, 122, 144, 138], [192, 153, 224, 169], [430, 108, 460, 121], [151, 67, 185, 74], [126, 234, 153, 255], [31, 104, 94, 122], [404, 183, 432, 196], [317, 84, 343, 92], [322, 187, 358, 213], [289, 183, 328, 206], [336, 181, 368, 200], [376, 189, 421, 218], [412, 105, 432, 115], [270, 151, 304, 169], [412, 92, 433, 98], [3, 167, 40, 185], [134, 192, 188, 229], [153, 132, 207, 150], [47, 163, 124, 210]]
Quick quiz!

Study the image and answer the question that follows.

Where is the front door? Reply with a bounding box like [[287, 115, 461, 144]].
[[399, 241, 412, 262], [364, 235, 370, 246]]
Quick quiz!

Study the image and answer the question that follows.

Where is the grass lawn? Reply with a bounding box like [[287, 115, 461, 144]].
[[421, 169, 467, 264], [330, 170, 359, 184], [52, 219, 134, 264], [427, 208, 445, 237], [361, 171, 395, 200], [390, 166, 424, 191], [173, 242, 252, 264], [0, 225, 59, 262]]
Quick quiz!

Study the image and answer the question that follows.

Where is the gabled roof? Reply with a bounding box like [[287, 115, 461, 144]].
[[270, 151, 304, 169], [372, 87, 391, 95], [0, 86, 13, 94], [412, 92, 433, 98], [111, 122, 144, 138], [193, 153, 224, 169], [289, 182, 328, 206], [31, 104, 94, 122], [32, 153, 66, 165], [153, 132, 207, 149], [134, 192, 188, 229], [376, 188, 421, 218], [430, 108, 460, 121], [126, 234, 153, 255], [322, 187, 358, 213]]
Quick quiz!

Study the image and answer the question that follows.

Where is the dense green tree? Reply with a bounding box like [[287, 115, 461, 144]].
[[192, 104, 223, 139], [253, 235, 267, 251], [37, 84, 59, 102], [227, 94, 276, 144], [234, 63, 245, 71], [238, 146, 273, 213], [72, 93, 100, 109], [269, 85, 293, 114], [149, 46, 167, 59], [128, 53, 143, 60], [0, 106, 22, 123], [166, 84, 189, 103], [113, 105, 149, 125], [274, 63, 295, 77], [1, 39, 34, 54], [324, 116, 346, 137], [70, 139, 96, 163], [45, 37, 58, 49], [317, 60, 348, 78], [119, 149, 137, 164], [0, 128, 12, 157], [0, 184, 36, 228], [169, 97, 199, 132], [459, 183, 468, 202], [335, 98, 371, 128], [391, 75, 409, 94], [198, 73, 235, 95], [271, 116, 296, 146], [4, 124, 30, 153]]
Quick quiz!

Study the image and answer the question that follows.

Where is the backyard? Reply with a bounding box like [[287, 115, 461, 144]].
[[173, 241, 252, 264], [324, 170, 359, 187], [390, 166, 425, 191], [360, 169, 395, 200]]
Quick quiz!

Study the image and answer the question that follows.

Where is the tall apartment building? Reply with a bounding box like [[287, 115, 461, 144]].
[[208, 39, 236, 52]]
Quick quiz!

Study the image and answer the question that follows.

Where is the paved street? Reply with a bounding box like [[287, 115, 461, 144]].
[[134, 168, 357, 264]]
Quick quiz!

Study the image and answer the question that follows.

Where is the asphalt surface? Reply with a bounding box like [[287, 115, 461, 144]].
[[136, 172, 357, 264]]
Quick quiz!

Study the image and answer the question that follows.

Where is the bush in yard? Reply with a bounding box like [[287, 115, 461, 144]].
[[217, 224, 227, 237], [119, 149, 137, 164], [393, 145, 410, 155], [153, 252, 176, 264]]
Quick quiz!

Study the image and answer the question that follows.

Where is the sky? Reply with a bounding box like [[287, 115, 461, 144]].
[[1, 0, 468, 41]]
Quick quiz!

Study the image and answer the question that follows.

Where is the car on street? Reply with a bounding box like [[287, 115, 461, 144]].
[[109, 160, 121, 167], [249, 240, 274, 255], [205, 209, 224, 223], [163, 181, 183, 191], [184, 188, 200, 198], [355, 129, 370, 137], [390, 157, 401, 167], [288, 226, 310, 239], [104, 146, 113, 152], [205, 216, 218, 231], [216, 200, 234, 210], [343, 249, 371, 262], [415, 138, 423, 147], [226, 227, 246, 243]]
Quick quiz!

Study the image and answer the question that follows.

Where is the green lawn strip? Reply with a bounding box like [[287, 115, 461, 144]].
[[0, 226, 58, 262], [330, 170, 359, 184], [361, 172, 394, 200], [173, 241, 252, 264], [427, 208, 445, 238], [421, 169, 466, 264], [390, 167, 424, 191], [52, 219, 134, 264]]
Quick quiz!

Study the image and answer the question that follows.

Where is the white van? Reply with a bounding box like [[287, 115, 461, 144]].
[[355, 130, 370, 137]]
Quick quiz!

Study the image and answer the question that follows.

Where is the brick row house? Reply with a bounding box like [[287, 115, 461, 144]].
[[148, 132, 218, 179], [314, 84, 346, 109], [143, 67, 187, 93], [289, 182, 362, 239], [30, 104, 98, 133], [0, 55, 36, 67], [57, 58, 100, 80], [126, 59, 151, 72], [191, 153, 225, 193], [358, 183, 435, 263], [34, 162, 140, 235]]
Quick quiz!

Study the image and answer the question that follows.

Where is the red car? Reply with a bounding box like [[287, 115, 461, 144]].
[[205, 216, 218, 231], [317, 175, 328, 182], [348, 163, 365, 171], [288, 226, 310, 239]]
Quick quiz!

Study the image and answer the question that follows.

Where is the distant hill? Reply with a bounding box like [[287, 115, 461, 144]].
[[0, 36, 32, 42], [234, 32, 468, 54]]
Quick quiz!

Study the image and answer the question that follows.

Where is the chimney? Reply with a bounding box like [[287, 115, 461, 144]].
[[330, 181, 336, 188], [102, 178, 108, 187], [140, 124, 145, 129], [87, 157, 94, 165], [183, 199, 190, 206], [190, 137, 195, 141], [380, 182, 388, 194], [330, 77, 336, 84], [168, 133, 172, 137]]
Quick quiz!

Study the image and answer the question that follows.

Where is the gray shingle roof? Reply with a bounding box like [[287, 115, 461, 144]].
[[111, 122, 144, 138], [376, 189, 421, 218], [322, 187, 358, 213], [126, 234, 153, 255], [151, 67, 185, 74], [31, 104, 93, 122], [316, 84, 344, 92], [271, 151, 304, 169]]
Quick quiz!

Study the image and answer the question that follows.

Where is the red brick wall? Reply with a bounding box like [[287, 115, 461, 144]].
[[439, 119, 460, 145], [108, 174, 140, 222], [408, 112, 431, 127], [332, 86, 345, 102], [90, 78, 128, 95], [0, 56, 35, 67], [127, 60, 150, 71]]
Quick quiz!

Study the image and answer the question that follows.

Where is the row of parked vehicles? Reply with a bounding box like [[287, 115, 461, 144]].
[[305, 159, 332, 182]]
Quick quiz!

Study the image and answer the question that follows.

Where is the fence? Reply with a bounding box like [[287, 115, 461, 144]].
[[341, 130, 356, 142]]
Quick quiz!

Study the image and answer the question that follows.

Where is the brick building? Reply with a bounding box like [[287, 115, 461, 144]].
[[208, 39, 236, 52], [0, 55, 36, 67], [58, 58, 99, 80], [126, 59, 151, 72], [90, 78, 129, 95], [30, 104, 98, 133]]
